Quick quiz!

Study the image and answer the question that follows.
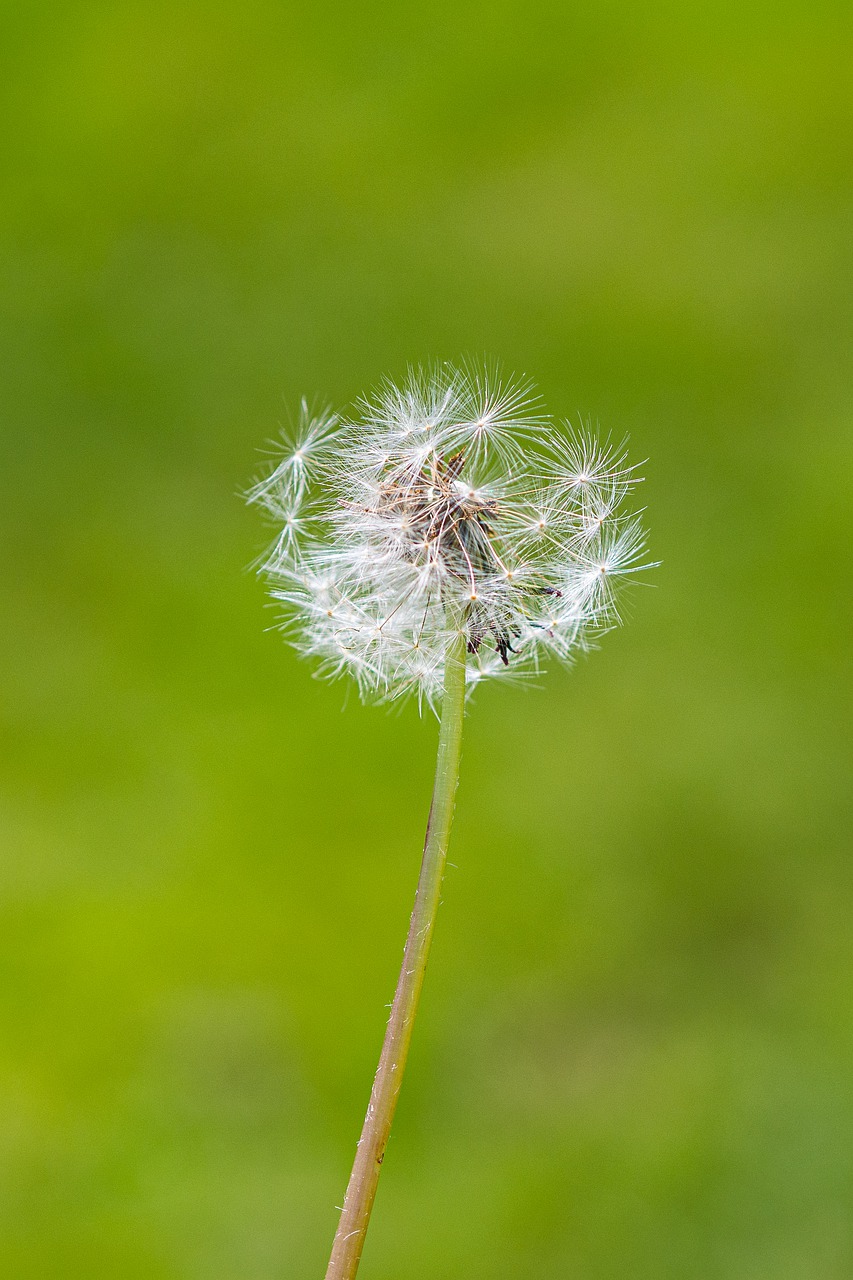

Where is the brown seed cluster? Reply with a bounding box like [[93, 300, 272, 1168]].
[[374, 451, 520, 663]]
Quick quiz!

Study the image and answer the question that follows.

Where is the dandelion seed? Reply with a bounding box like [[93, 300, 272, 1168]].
[[247, 364, 652, 710]]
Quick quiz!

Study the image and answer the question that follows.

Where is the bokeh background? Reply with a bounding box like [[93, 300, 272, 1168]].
[[2, 2, 852, 1276]]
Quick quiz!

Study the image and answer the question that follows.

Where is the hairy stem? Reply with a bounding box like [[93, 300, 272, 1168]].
[[324, 627, 468, 1280]]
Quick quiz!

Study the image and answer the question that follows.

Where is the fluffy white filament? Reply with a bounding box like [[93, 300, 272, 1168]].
[[248, 365, 651, 709]]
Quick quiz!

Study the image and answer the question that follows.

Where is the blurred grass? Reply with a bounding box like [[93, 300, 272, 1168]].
[[1, 1, 853, 1276]]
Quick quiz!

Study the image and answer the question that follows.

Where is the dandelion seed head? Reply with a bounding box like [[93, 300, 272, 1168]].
[[247, 365, 653, 709]]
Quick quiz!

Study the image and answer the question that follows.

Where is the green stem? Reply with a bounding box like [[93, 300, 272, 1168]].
[[324, 627, 468, 1280]]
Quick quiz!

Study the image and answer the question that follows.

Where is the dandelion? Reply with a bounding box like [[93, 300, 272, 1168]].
[[246, 363, 653, 1279]]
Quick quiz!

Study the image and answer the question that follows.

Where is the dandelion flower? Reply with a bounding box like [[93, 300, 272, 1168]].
[[246, 363, 653, 1279], [248, 365, 650, 711]]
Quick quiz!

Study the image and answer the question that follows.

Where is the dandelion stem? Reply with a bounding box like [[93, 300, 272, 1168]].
[[324, 625, 468, 1280]]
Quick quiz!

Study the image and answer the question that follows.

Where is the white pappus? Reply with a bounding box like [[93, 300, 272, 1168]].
[[247, 364, 652, 709]]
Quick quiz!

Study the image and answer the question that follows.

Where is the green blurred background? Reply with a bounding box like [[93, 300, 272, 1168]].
[[2, 1, 852, 1276]]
